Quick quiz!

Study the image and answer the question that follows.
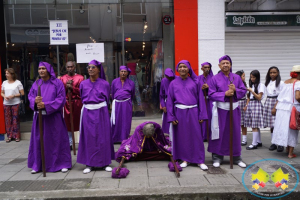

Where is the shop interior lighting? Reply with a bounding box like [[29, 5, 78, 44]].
[[107, 5, 112, 13], [12, 44, 15, 46], [79, 4, 85, 14]]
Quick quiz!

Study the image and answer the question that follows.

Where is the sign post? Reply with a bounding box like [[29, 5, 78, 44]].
[[49, 20, 69, 76]]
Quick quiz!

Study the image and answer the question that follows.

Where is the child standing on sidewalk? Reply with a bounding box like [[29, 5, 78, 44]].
[[244, 70, 265, 150]]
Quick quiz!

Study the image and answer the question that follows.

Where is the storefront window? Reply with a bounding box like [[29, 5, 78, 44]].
[[3, 0, 174, 120]]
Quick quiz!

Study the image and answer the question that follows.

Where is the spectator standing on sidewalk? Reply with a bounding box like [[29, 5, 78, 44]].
[[28, 62, 71, 174], [60, 61, 84, 150], [263, 67, 283, 151], [1, 68, 24, 143], [272, 65, 300, 158]]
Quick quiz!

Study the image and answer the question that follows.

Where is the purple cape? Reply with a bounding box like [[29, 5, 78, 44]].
[[28, 64, 72, 172], [77, 78, 114, 167], [167, 60, 207, 164], [115, 121, 171, 162], [111, 77, 135, 143], [198, 62, 214, 140], [208, 72, 247, 156]]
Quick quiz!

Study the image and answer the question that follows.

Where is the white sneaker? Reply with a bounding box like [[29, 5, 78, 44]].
[[83, 167, 92, 174], [105, 166, 112, 172], [237, 161, 246, 168], [213, 162, 220, 168], [31, 170, 37, 174], [61, 168, 68, 173], [199, 164, 208, 171], [180, 162, 189, 168]]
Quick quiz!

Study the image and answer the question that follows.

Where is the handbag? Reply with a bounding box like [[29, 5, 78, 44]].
[[19, 96, 26, 116], [289, 80, 300, 130]]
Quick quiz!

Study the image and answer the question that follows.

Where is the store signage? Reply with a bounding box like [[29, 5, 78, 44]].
[[49, 20, 69, 45], [227, 14, 300, 27], [25, 29, 49, 36], [76, 43, 105, 63], [125, 38, 131, 42], [163, 15, 172, 25]]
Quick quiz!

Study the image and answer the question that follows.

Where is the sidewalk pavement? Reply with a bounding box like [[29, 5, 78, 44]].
[[0, 118, 300, 199]]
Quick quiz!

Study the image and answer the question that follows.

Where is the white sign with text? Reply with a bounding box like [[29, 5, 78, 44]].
[[76, 43, 105, 63], [49, 20, 69, 45]]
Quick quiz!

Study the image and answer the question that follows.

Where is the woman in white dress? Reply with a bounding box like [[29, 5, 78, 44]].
[[272, 65, 300, 158]]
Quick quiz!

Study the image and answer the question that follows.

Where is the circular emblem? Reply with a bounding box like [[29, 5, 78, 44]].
[[163, 15, 172, 25]]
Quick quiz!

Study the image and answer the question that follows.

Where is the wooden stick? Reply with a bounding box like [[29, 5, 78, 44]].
[[170, 155, 180, 178], [203, 90, 209, 143], [116, 157, 125, 175], [38, 85, 46, 177], [68, 89, 76, 155], [229, 95, 233, 169]]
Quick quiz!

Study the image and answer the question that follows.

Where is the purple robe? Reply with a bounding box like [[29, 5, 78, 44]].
[[208, 72, 247, 156], [198, 69, 214, 141], [111, 77, 135, 143], [77, 78, 115, 167], [115, 121, 171, 162], [160, 78, 172, 134], [28, 63, 71, 172], [167, 61, 207, 164]]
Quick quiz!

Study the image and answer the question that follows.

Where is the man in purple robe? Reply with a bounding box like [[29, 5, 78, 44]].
[[160, 68, 175, 134], [167, 60, 208, 170], [111, 66, 135, 143], [77, 60, 114, 174], [208, 55, 247, 168], [28, 62, 71, 174], [198, 62, 214, 142]]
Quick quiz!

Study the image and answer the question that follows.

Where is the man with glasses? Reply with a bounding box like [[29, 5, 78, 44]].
[[60, 61, 84, 150], [77, 60, 114, 174]]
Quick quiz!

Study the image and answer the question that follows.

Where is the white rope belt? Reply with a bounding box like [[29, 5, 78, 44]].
[[110, 98, 130, 125], [80, 101, 107, 131], [211, 101, 239, 140]]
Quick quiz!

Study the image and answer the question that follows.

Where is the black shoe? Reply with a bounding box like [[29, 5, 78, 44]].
[[257, 142, 262, 147], [277, 146, 284, 152], [70, 145, 73, 151], [246, 144, 257, 150], [269, 144, 277, 151], [203, 139, 208, 142], [241, 141, 247, 146]]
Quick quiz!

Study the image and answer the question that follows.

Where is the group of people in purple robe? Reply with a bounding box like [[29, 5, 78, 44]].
[[160, 56, 247, 170], [27, 60, 135, 174]]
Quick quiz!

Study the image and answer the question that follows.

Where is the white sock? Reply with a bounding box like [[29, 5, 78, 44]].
[[257, 131, 261, 143], [252, 132, 258, 145], [242, 135, 247, 142]]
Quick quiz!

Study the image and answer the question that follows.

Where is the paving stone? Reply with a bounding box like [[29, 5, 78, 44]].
[[221, 165, 247, 174], [90, 177, 120, 189], [123, 161, 147, 169], [9, 171, 42, 181], [0, 164, 26, 172], [0, 158, 14, 165], [65, 168, 95, 179], [0, 152, 23, 159], [0, 180, 33, 192], [149, 176, 179, 188], [25, 179, 63, 191], [204, 174, 240, 185], [119, 177, 148, 188], [146, 160, 169, 168], [178, 175, 210, 187], [0, 172, 16, 182], [148, 167, 174, 177], [179, 166, 207, 176], [57, 178, 92, 190], [242, 156, 265, 164], [8, 158, 27, 165], [37, 171, 69, 180]]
